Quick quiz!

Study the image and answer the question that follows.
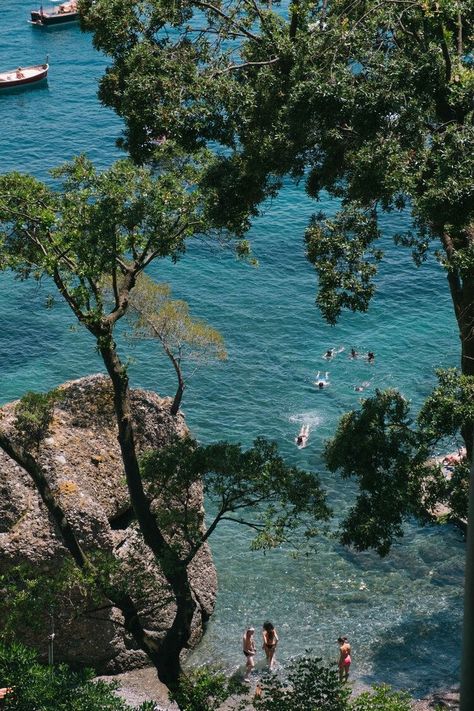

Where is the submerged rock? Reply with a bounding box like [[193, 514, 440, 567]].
[[0, 375, 217, 673]]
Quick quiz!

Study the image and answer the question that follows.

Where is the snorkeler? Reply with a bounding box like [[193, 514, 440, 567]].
[[314, 371, 330, 389]]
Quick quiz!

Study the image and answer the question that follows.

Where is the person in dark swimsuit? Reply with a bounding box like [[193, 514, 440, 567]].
[[262, 621, 278, 670], [242, 627, 256, 680]]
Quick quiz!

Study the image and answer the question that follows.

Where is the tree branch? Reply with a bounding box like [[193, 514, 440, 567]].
[[192, 0, 261, 42], [217, 56, 279, 74]]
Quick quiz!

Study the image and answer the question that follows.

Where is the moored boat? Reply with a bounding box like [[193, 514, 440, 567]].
[[0, 62, 49, 89], [30, 1, 78, 26]]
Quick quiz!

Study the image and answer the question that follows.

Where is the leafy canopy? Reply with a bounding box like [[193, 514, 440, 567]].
[[79, 0, 474, 329], [141, 435, 331, 561], [325, 370, 472, 554]]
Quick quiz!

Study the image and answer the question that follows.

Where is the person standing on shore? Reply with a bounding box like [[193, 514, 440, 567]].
[[242, 627, 256, 680], [337, 636, 351, 682], [262, 621, 278, 670]]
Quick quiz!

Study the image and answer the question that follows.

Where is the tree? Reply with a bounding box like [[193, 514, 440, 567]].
[[0, 157, 330, 692], [0, 154, 214, 687], [324, 374, 472, 705], [19, 0, 474, 698], [126, 273, 227, 416], [141, 435, 330, 557]]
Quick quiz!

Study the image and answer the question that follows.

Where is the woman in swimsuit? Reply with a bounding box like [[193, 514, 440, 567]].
[[242, 627, 256, 680], [262, 621, 278, 670], [337, 636, 351, 682]]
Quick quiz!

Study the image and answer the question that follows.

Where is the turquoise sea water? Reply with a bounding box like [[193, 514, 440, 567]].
[[0, 1, 465, 697]]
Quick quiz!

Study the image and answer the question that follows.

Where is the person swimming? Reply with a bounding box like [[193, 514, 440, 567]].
[[295, 424, 310, 448], [324, 346, 345, 360], [350, 348, 358, 359], [354, 381, 371, 392], [314, 371, 330, 389], [367, 351, 375, 363]]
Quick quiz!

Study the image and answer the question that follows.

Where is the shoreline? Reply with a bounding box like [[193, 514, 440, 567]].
[[97, 666, 460, 710]]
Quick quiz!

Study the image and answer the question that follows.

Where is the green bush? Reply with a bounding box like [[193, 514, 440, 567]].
[[350, 684, 412, 711], [170, 667, 246, 711], [249, 656, 350, 711], [14, 390, 60, 450], [0, 642, 152, 711]]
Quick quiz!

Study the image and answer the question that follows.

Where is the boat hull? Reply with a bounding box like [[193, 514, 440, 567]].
[[30, 10, 78, 25], [0, 65, 48, 89]]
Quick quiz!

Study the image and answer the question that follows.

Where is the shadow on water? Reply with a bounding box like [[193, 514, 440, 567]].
[[29, 22, 80, 33], [360, 607, 462, 698], [0, 78, 48, 96]]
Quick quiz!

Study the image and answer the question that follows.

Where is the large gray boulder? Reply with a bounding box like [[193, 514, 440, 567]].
[[0, 375, 217, 673]]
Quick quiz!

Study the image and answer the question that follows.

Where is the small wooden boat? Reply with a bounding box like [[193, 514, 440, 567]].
[[0, 62, 49, 89], [30, 1, 78, 26]]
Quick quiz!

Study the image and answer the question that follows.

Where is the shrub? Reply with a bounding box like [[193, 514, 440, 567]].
[[170, 667, 246, 711], [249, 656, 350, 711], [350, 684, 413, 711], [0, 642, 152, 711]]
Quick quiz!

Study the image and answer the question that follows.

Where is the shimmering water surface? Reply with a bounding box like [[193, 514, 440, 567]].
[[0, 1, 464, 697]]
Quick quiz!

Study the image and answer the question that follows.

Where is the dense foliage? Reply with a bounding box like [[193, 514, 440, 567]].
[[142, 435, 331, 557], [77, 0, 474, 539], [0, 642, 154, 711], [236, 657, 412, 711], [170, 667, 245, 711], [325, 369, 474, 552], [78, 0, 474, 353]]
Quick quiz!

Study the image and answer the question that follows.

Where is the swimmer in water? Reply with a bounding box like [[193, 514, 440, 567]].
[[367, 351, 375, 363], [354, 381, 371, 392], [324, 347, 345, 360], [314, 371, 330, 389], [350, 348, 358, 359], [295, 424, 310, 448]]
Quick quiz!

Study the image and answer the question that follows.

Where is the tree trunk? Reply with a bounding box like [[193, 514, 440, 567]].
[[459, 276, 474, 377], [171, 377, 185, 417], [157, 566, 197, 689], [458, 276, 474, 458], [445, 264, 474, 457], [99, 335, 197, 686], [460, 439, 474, 710]]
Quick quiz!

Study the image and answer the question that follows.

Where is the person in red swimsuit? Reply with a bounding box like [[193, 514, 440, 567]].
[[337, 636, 351, 682]]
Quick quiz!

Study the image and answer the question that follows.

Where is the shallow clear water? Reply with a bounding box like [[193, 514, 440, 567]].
[[0, 1, 464, 697]]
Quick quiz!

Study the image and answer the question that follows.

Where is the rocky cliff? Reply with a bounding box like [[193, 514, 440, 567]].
[[0, 375, 217, 673]]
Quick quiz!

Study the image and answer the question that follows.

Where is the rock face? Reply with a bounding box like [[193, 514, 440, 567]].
[[0, 375, 217, 673]]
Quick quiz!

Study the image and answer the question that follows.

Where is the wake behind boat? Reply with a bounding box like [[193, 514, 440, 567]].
[[0, 62, 49, 89], [30, 1, 78, 26]]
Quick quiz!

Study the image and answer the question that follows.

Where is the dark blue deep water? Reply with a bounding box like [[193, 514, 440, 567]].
[[0, 1, 464, 697]]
